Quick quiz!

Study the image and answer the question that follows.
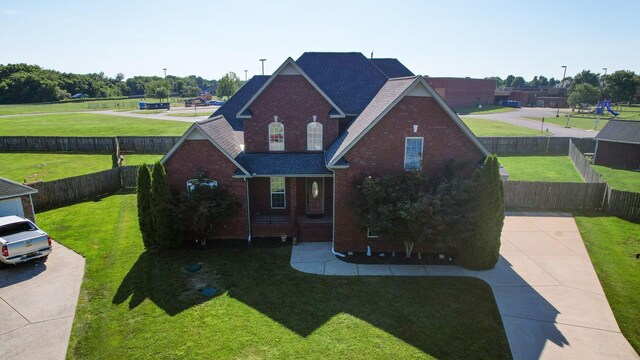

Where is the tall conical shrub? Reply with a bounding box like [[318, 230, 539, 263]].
[[459, 155, 505, 270], [150, 162, 181, 249], [136, 164, 153, 249]]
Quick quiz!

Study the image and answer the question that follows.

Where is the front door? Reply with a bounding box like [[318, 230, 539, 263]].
[[306, 177, 324, 214]]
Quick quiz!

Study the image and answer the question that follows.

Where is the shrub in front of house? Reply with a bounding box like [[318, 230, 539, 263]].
[[149, 162, 182, 249], [136, 164, 153, 249]]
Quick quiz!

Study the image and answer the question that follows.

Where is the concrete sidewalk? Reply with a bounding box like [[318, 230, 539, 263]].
[[291, 213, 639, 360], [0, 241, 85, 360]]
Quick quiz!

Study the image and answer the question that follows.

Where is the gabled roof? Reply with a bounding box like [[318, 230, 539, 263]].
[[296, 52, 390, 116], [326, 76, 490, 166], [210, 75, 269, 131], [370, 58, 414, 78], [235, 153, 331, 177], [595, 120, 640, 144], [161, 116, 250, 176], [0, 177, 37, 200], [236, 57, 346, 120]]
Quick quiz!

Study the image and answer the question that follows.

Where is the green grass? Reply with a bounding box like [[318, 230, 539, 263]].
[[499, 156, 583, 182], [592, 165, 640, 192], [461, 117, 550, 136], [575, 215, 640, 354], [522, 111, 639, 131], [167, 111, 214, 117], [0, 113, 190, 136], [0, 153, 112, 182], [0, 98, 188, 116], [130, 110, 169, 114], [121, 154, 163, 166], [37, 194, 511, 359], [455, 105, 517, 115]]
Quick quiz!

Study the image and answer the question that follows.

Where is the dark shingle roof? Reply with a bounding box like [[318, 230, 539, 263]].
[[237, 153, 331, 176], [0, 177, 37, 200], [197, 117, 244, 159], [370, 58, 414, 78], [596, 120, 640, 144], [210, 75, 270, 131], [326, 77, 418, 164], [296, 52, 389, 115]]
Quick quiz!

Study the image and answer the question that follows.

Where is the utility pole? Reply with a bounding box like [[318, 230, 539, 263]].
[[556, 65, 567, 117], [259, 59, 266, 75], [244, 70, 248, 81]]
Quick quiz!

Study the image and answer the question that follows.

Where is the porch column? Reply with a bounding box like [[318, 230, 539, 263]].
[[289, 177, 297, 224]]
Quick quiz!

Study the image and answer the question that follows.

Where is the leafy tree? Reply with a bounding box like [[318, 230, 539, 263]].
[[572, 70, 600, 88], [567, 83, 600, 106], [182, 85, 201, 98], [145, 80, 170, 101], [529, 76, 540, 87], [505, 75, 515, 87], [511, 76, 525, 88], [137, 164, 153, 249], [485, 76, 503, 88], [604, 70, 639, 102], [216, 72, 241, 99], [458, 155, 504, 270], [115, 73, 125, 82], [539, 76, 549, 87], [549, 77, 558, 87], [150, 162, 181, 249]]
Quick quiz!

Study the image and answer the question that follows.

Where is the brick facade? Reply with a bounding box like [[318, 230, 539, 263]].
[[427, 77, 495, 108], [333, 95, 485, 253], [594, 141, 640, 169], [20, 195, 35, 222], [243, 75, 339, 153], [164, 139, 248, 239]]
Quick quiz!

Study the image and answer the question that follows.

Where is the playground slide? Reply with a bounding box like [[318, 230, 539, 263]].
[[605, 102, 619, 116]]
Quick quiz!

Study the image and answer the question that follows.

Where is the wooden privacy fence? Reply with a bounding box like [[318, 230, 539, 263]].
[[120, 165, 139, 188], [478, 137, 596, 155], [605, 188, 640, 222], [0, 136, 180, 154], [568, 140, 605, 183], [504, 181, 607, 210]]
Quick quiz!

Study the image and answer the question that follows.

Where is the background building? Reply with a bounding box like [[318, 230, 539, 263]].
[[426, 77, 496, 108]]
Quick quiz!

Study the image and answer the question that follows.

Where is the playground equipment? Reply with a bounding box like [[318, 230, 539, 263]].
[[596, 99, 619, 117]]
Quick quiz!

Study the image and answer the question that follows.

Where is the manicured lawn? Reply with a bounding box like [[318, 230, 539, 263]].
[[499, 156, 583, 182], [38, 194, 511, 359], [592, 165, 640, 192], [0, 98, 188, 116], [0, 113, 190, 136], [130, 110, 169, 114], [166, 111, 214, 117], [575, 215, 640, 354], [461, 117, 549, 137], [0, 153, 112, 182], [121, 154, 163, 166], [454, 105, 517, 115], [522, 115, 609, 131]]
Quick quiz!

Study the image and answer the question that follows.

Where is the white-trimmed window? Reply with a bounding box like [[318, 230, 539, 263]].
[[404, 137, 424, 171], [270, 177, 286, 209], [269, 122, 284, 151], [367, 228, 379, 238], [307, 122, 323, 151]]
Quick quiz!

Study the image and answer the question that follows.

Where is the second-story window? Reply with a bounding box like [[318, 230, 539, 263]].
[[269, 121, 284, 151], [307, 122, 323, 151]]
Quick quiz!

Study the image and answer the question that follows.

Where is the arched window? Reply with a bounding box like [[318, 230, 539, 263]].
[[307, 122, 323, 151], [269, 122, 284, 151]]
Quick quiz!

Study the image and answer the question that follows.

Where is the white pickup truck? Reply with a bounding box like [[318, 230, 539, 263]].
[[0, 216, 52, 266]]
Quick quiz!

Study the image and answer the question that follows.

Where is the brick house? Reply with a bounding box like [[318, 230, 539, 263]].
[[162, 52, 489, 255], [0, 177, 37, 222]]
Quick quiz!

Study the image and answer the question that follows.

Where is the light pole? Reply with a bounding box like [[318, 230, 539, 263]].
[[259, 59, 266, 75], [244, 70, 248, 81], [556, 65, 567, 117], [602, 67, 607, 95], [163, 68, 167, 79]]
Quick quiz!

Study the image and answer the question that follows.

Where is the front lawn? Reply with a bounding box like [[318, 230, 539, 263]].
[[521, 115, 609, 131], [461, 117, 549, 137], [0, 113, 190, 136], [592, 165, 640, 193], [499, 156, 583, 182], [454, 105, 517, 115], [38, 194, 511, 359], [0, 153, 112, 182], [575, 215, 640, 354]]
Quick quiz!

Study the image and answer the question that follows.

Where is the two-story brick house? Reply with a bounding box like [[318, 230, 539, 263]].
[[162, 52, 489, 255]]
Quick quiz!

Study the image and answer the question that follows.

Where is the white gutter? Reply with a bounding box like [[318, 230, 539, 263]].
[[329, 168, 346, 258], [244, 178, 251, 243]]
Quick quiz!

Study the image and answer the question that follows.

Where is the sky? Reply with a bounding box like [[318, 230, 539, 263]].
[[1, 0, 638, 81]]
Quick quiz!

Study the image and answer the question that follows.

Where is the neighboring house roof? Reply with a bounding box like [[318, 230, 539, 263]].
[[0, 177, 37, 200], [595, 120, 640, 144], [235, 153, 331, 177], [210, 75, 270, 131], [370, 58, 414, 78], [296, 52, 389, 116], [326, 76, 490, 166]]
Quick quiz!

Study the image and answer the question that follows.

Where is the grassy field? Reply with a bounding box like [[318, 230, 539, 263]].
[[461, 117, 549, 137], [37, 194, 511, 359], [130, 109, 169, 114], [454, 105, 517, 115], [0, 153, 112, 182], [0, 113, 190, 136], [121, 154, 164, 166], [167, 111, 214, 117], [575, 215, 640, 354], [498, 156, 583, 182], [592, 165, 640, 192], [0, 98, 189, 116], [523, 109, 640, 131]]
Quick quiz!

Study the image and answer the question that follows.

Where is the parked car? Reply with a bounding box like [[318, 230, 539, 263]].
[[0, 216, 52, 266]]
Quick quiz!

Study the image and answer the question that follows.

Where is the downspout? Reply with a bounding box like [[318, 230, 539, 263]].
[[329, 168, 346, 257], [244, 178, 251, 244]]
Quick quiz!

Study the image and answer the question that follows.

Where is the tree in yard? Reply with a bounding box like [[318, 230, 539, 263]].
[[567, 83, 600, 107], [511, 76, 525, 88], [571, 70, 600, 89], [604, 70, 639, 102], [458, 155, 504, 270], [137, 164, 153, 249], [150, 162, 181, 249], [216, 72, 241, 100], [182, 85, 201, 98], [145, 80, 170, 102]]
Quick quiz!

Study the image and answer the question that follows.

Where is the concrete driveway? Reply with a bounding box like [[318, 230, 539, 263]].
[[0, 241, 84, 360], [291, 213, 639, 359]]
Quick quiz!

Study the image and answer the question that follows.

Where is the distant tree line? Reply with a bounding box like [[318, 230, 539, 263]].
[[0, 63, 220, 104]]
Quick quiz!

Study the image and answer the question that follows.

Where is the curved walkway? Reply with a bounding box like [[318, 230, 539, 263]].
[[291, 213, 638, 360], [0, 241, 85, 360]]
